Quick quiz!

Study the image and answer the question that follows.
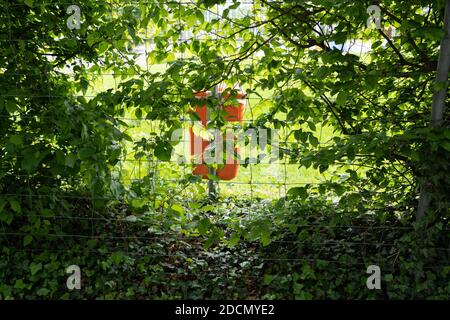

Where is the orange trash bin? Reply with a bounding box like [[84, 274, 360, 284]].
[[189, 85, 246, 180]]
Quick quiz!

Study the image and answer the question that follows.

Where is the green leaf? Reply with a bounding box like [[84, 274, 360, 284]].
[[166, 52, 175, 62], [131, 198, 146, 208], [135, 108, 142, 119], [195, 11, 204, 24], [0, 198, 13, 225], [14, 280, 26, 290], [197, 218, 212, 235], [21, 149, 44, 172], [186, 15, 197, 28], [200, 205, 215, 212], [347, 145, 355, 160], [24, 0, 34, 8], [65, 154, 78, 167], [5, 102, 17, 114], [87, 33, 96, 47], [9, 134, 23, 145], [154, 141, 173, 161], [0, 198, 6, 213], [319, 164, 329, 173], [79, 148, 96, 160], [171, 203, 185, 215], [309, 134, 319, 147], [30, 262, 42, 276], [263, 274, 273, 285], [110, 251, 124, 264], [97, 42, 109, 54], [206, 174, 220, 181], [8, 198, 21, 213], [384, 274, 394, 282], [335, 92, 347, 106], [227, 233, 240, 247], [23, 235, 33, 247], [442, 142, 450, 152], [36, 288, 50, 296], [287, 186, 308, 199]]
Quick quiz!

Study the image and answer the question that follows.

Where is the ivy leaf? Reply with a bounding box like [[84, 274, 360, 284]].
[[14, 279, 26, 290], [36, 288, 50, 296], [23, 235, 33, 247], [30, 262, 42, 276], [384, 274, 394, 282]]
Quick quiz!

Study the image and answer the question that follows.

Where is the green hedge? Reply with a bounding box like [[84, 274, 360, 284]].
[[0, 198, 448, 299]]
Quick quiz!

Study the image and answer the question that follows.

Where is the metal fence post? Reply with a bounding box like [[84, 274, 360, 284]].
[[417, 0, 450, 220], [207, 85, 219, 198]]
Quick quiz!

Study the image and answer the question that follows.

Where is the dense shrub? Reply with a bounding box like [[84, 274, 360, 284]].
[[1, 198, 448, 299]]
